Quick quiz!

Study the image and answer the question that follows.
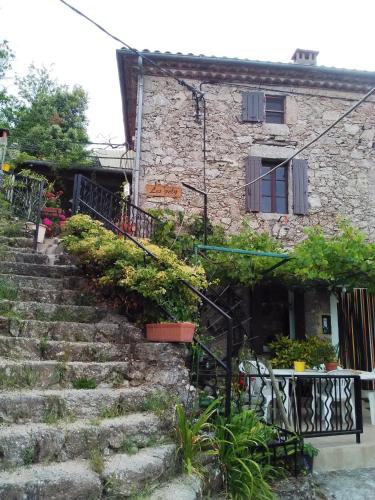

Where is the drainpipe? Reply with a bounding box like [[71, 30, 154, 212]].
[[133, 56, 144, 207]]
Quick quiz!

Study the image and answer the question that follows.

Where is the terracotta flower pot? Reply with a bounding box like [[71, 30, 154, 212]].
[[146, 322, 196, 343], [42, 207, 62, 218], [325, 361, 338, 371]]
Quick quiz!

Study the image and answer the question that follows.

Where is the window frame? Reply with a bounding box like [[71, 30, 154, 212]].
[[265, 95, 285, 124], [260, 159, 288, 214]]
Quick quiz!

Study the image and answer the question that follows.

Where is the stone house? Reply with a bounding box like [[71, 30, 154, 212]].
[[116, 48, 375, 367]]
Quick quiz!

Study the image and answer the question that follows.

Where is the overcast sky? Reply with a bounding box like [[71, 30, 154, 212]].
[[1, 0, 375, 144]]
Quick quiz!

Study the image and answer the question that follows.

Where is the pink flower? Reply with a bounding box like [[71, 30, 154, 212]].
[[42, 218, 53, 227], [59, 214, 66, 221]]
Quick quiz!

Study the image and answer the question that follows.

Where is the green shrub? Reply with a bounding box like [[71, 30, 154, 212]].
[[269, 336, 338, 368], [62, 214, 208, 322], [72, 377, 97, 389], [214, 410, 276, 499]]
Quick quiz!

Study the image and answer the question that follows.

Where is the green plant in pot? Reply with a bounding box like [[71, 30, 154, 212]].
[[305, 337, 338, 371]]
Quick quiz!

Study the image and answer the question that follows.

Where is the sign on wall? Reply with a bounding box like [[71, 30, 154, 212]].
[[145, 184, 182, 199]]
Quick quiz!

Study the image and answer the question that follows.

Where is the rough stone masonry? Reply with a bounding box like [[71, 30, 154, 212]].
[[120, 52, 375, 246]]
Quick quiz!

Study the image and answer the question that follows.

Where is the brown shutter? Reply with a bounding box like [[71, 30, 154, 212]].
[[245, 157, 262, 212], [242, 92, 265, 122], [292, 159, 309, 214]]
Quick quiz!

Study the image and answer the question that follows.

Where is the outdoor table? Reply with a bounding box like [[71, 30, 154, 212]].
[[273, 368, 375, 426]]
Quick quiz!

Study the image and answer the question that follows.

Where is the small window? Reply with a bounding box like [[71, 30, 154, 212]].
[[261, 160, 288, 213], [265, 95, 285, 124]]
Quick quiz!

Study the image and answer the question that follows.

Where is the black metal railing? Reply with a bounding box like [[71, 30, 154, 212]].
[[239, 371, 363, 443], [2, 173, 44, 249], [72, 174, 234, 416], [72, 174, 156, 239]]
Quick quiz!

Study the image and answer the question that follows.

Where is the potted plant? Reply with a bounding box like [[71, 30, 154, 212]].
[[299, 442, 319, 473], [42, 187, 64, 218], [146, 296, 197, 343]]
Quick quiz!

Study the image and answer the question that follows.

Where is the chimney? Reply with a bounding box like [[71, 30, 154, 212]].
[[291, 49, 319, 66]]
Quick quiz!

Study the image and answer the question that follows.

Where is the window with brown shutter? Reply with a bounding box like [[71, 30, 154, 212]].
[[260, 160, 288, 213], [242, 92, 285, 124]]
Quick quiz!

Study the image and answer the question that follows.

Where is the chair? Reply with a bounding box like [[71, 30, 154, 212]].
[[239, 360, 289, 423], [311, 370, 356, 430]]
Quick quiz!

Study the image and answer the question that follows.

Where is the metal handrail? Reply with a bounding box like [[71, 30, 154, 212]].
[[72, 174, 234, 416]]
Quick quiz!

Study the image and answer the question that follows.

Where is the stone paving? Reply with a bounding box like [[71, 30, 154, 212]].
[[314, 468, 375, 500]]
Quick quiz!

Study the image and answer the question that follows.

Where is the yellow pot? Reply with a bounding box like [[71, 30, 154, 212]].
[[294, 361, 306, 372]]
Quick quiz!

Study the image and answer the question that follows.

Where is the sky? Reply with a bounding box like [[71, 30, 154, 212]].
[[1, 0, 375, 144]]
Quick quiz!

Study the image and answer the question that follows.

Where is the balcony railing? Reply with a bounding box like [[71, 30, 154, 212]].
[[238, 372, 363, 443]]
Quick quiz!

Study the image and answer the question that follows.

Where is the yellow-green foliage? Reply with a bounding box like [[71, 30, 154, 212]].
[[62, 214, 208, 321]]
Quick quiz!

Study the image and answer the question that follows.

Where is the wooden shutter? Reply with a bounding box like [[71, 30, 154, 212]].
[[242, 92, 265, 122], [245, 157, 262, 212], [292, 159, 309, 215]]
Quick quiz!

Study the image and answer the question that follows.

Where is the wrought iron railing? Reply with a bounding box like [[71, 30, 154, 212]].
[[72, 174, 156, 239], [239, 372, 363, 442], [2, 173, 45, 248], [72, 174, 234, 416]]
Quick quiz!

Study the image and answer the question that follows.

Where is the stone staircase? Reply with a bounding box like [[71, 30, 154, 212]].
[[0, 234, 202, 499]]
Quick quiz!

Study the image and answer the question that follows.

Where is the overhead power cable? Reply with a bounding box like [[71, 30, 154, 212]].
[[228, 83, 375, 194], [58, 0, 203, 99]]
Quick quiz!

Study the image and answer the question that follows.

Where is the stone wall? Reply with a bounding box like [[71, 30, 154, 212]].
[[138, 75, 375, 245]]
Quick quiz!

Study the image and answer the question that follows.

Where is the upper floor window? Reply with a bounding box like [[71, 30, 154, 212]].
[[261, 160, 288, 213], [265, 95, 285, 124], [245, 156, 309, 215], [242, 91, 285, 124]]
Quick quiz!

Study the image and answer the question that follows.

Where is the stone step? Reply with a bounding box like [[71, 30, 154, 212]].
[[0, 444, 176, 499], [0, 273, 86, 291], [0, 250, 49, 264], [1, 317, 142, 343], [102, 444, 176, 497], [0, 386, 160, 424], [0, 459, 102, 500], [149, 474, 203, 500], [0, 360, 133, 390], [0, 261, 78, 278], [17, 287, 96, 306], [0, 245, 37, 254], [0, 412, 167, 470], [0, 300, 108, 323], [0, 236, 34, 248], [0, 336, 131, 362]]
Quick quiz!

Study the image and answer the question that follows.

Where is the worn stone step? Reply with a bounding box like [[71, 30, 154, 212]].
[[149, 474, 203, 500], [0, 360, 134, 390], [0, 261, 78, 278], [0, 386, 161, 424], [0, 273, 86, 291], [0, 355, 185, 391], [0, 236, 34, 248], [0, 250, 49, 264], [0, 336, 131, 362], [0, 459, 102, 500], [0, 300, 108, 323], [0, 444, 176, 499], [16, 287, 97, 306], [102, 444, 176, 497], [1, 317, 141, 343], [0, 412, 167, 470]]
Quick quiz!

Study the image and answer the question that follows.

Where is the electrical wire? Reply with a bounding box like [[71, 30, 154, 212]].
[[228, 83, 375, 194], [58, 0, 203, 99]]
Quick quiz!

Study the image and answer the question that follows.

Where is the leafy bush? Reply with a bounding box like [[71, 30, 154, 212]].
[[214, 409, 276, 499], [176, 400, 218, 475], [62, 214, 208, 322], [270, 336, 338, 368]]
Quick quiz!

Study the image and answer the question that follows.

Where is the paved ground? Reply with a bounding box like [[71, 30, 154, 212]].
[[314, 468, 375, 500]]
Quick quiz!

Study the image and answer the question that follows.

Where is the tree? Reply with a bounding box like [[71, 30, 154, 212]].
[[11, 65, 90, 167], [0, 41, 91, 168], [0, 40, 15, 128]]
